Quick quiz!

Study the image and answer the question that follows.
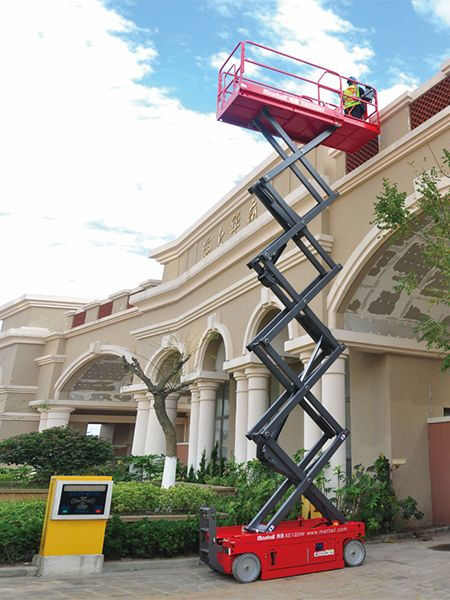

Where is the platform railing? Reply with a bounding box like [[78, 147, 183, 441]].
[[217, 41, 379, 127]]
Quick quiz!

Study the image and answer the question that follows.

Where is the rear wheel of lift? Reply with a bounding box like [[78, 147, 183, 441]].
[[232, 553, 261, 583], [344, 539, 366, 567]]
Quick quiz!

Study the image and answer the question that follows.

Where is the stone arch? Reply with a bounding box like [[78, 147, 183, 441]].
[[54, 344, 136, 400], [195, 323, 232, 372], [327, 188, 432, 328], [145, 337, 188, 382], [243, 300, 296, 354], [329, 213, 447, 338]]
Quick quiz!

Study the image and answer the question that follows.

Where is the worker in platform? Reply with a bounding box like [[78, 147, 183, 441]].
[[343, 76, 366, 120]]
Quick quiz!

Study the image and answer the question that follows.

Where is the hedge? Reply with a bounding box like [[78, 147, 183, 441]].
[[0, 500, 46, 563], [104, 516, 199, 560], [111, 482, 216, 514]]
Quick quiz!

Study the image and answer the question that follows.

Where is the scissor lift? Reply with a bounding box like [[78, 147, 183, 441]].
[[200, 41, 380, 583]]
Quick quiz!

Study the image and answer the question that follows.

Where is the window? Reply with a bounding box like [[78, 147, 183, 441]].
[[444, 408, 450, 417], [214, 382, 230, 458]]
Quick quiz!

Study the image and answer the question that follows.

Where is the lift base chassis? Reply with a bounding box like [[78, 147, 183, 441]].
[[201, 514, 365, 581]]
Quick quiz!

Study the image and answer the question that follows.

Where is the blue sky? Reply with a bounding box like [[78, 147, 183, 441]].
[[114, 0, 449, 113], [0, 0, 448, 306]]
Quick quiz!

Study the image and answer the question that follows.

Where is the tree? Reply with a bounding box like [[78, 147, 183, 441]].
[[372, 149, 449, 370], [0, 427, 114, 482], [123, 350, 192, 488]]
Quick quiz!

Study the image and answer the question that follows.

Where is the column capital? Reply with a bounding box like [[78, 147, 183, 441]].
[[232, 369, 248, 382], [223, 352, 261, 372], [196, 378, 221, 391], [245, 364, 271, 378], [136, 398, 150, 410]]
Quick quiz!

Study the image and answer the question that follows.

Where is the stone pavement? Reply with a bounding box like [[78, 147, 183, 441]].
[[1, 533, 449, 600]]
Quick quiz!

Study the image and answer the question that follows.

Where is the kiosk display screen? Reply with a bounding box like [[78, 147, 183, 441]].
[[57, 484, 108, 516]]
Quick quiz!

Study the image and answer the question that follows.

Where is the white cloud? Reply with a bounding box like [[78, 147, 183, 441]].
[[412, 0, 450, 28], [257, 0, 374, 80], [377, 72, 420, 108], [0, 0, 268, 305]]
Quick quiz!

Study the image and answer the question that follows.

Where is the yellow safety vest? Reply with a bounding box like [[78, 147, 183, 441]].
[[343, 84, 360, 110]]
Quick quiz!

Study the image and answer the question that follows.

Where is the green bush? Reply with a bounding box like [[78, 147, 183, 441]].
[[0, 500, 45, 563], [104, 516, 198, 560], [0, 427, 114, 482], [334, 455, 424, 535], [111, 482, 215, 515], [100, 454, 186, 483], [0, 466, 35, 483]]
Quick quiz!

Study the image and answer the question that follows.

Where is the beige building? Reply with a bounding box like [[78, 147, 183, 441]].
[[0, 63, 449, 522]]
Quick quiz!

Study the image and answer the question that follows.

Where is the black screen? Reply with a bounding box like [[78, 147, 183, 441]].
[[57, 484, 108, 516]]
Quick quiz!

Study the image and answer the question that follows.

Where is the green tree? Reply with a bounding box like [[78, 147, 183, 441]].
[[372, 150, 450, 370], [0, 427, 114, 482]]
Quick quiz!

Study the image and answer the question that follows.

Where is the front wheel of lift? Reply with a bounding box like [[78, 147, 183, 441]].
[[343, 539, 366, 567], [232, 553, 261, 583]]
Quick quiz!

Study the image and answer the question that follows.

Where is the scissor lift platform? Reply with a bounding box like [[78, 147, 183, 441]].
[[201, 40, 372, 584], [217, 41, 380, 153], [200, 509, 365, 582]]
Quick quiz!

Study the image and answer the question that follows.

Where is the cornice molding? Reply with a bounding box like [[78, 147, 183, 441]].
[[333, 107, 449, 194], [0, 385, 39, 395], [0, 295, 89, 320], [29, 398, 138, 411], [0, 412, 40, 421], [285, 329, 444, 360], [64, 306, 140, 338], [0, 327, 50, 349], [130, 234, 333, 339], [35, 354, 66, 366]]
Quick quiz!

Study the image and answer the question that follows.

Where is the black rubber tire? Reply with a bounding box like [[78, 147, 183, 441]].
[[343, 539, 366, 567], [231, 552, 261, 583]]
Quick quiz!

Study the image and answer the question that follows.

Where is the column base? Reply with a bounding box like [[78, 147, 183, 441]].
[[34, 553, 104, 577]]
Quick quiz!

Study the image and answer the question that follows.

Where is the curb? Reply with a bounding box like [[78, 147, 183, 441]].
[[103, 556, 198, 573], [367, 525, 450, 544], [0, 566, 37, 578]]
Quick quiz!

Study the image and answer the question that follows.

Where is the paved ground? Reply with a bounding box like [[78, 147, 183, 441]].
[[1, 533, 450, 600]]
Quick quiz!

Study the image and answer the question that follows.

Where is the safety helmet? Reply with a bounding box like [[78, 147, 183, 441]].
[[347, 76, 357, 84]]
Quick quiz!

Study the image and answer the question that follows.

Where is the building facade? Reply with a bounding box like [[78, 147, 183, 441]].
[[0, 63, 449, 523]]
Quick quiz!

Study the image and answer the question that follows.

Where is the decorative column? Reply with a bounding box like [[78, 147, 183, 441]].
[[233, 370, 248, 463], [187, 385, 200, 470], [300, 350, 322, 452], [196, 380, 220, 468], [144, 393, 178, 455], [43, 406, 74, 429], [38, 409, 48, 432], [321, 350, 348, 487], [245, 365, 270, 460], [131, 392, 150, 455]]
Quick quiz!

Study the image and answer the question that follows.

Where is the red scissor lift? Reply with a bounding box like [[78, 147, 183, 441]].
[[200, 42, 380, 583]]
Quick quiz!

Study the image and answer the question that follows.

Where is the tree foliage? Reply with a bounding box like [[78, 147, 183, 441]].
[[372, 150, 450, 370], [0, 426, 114, 481]]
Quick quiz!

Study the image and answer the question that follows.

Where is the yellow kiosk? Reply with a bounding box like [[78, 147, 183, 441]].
[[36, 475, 113, 577]]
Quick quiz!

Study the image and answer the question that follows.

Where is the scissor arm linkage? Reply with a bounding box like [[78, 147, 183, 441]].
[[245, 109, 348, 533]]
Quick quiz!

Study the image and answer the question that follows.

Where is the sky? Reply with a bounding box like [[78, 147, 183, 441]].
[[0, 0, 448, 308]]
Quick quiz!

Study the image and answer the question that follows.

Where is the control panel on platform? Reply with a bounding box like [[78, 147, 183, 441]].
[[51, 479, 113, 520]]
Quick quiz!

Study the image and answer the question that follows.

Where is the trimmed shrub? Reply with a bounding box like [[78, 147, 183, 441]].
[[104, 517, 199, 560], [111, 482, 215, 515], [0, 500, 45, 563], [0, 427, 114, 482]]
